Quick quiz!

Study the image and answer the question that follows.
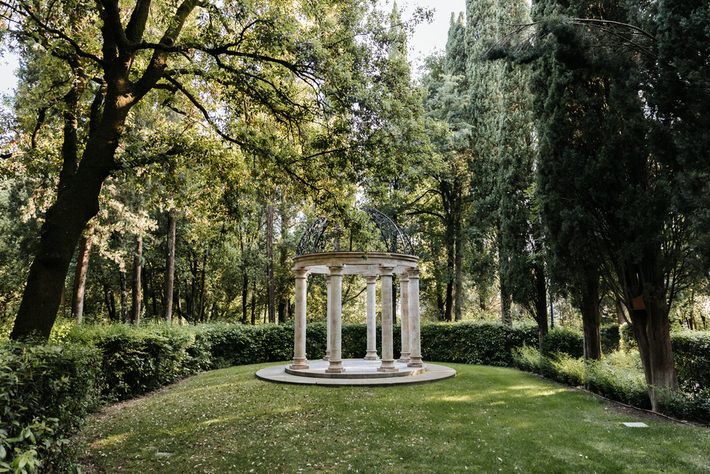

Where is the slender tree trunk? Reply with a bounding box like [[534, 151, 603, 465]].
[[251, 281, 257, 325], [580, 275, 602, 362], [533, 263, 548, 344], [242, 272, 249, 324], [120, 270, 129, 323], [72, 224, 95, 323], [266, 202, 275, 323], [454, 238, 463, 322], [198, 251, 207, 321], [131, 235, 143, 327], [164, 211, 177, 324], [616, 299, 629, 325], [500, 279, 512, 326]]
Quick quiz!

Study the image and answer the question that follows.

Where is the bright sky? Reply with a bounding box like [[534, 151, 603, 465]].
[[396, 0, 467, 68], [0, 0, 466, 95]]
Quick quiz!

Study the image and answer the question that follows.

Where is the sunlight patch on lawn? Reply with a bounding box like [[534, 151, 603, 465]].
[[90, 432, 129, 448]]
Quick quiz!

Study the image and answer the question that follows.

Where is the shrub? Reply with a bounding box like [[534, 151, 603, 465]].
[[421, 322, 538, 366], [670, 330, 710, 393], [0, 341, 103, 472], [600, 325, 620, 353], [541, 327, 583, 359], [586, 351, 650, 409], [63, 323, 212, 401]]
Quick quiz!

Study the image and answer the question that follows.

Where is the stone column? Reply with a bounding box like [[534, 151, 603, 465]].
[[326, 265, 345, 373], [407, 267, 423, 368], [364, 275, 379, 360], [290, 268, 309, 370], [398, 273, 411, 363], [378, 265, 397, 372], [324, 275, 331, 360]]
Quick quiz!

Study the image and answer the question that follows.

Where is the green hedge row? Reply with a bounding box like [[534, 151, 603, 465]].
[[4, 321, 710, 471], [0, 342, 103, 473]]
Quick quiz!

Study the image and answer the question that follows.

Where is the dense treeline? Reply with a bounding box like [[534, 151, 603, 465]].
[[1, 0, 710, 413]]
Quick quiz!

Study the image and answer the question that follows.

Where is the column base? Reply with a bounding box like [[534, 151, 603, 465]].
[[364, 350, 379, 361], [325, 360, 345, 373], [323, 350, 330, 361], [407, 356, 423, 368], [377, 359, 398, 372], [397, 352, 410, 363], [290, 358, 309, 370]]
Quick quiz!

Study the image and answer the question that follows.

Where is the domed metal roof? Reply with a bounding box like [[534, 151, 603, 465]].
[[296, 208, 415, 256]]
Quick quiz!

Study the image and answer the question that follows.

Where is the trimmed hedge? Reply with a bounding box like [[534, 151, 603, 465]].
[[0, 342, 103, 472], [671, 330, 710, 393], [420, 322, 538, 366], [5, 320, 709, 473]]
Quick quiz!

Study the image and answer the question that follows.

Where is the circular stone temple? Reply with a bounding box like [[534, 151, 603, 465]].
[[257, 208, 455, 385]]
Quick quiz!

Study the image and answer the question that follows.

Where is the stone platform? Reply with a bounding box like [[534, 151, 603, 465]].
[[256, 359, 456, 386]]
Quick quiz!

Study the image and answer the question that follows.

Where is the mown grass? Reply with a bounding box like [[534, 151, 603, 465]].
[[74, 363, 710, 473]]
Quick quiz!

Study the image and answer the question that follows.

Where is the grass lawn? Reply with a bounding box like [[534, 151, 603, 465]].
[[74, 363, 710, 473]]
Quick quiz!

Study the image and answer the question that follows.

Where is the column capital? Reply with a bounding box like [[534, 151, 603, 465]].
[[399, 273, 410, 282], [407, 267, 421, 279], [365, 274, 378, 284], [294, 268, 309, 279], [328, 265, 344, 276], [379, 264, 396, 277]]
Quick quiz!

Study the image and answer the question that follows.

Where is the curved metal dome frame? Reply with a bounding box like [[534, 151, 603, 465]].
[[295, 208, 415, 256]]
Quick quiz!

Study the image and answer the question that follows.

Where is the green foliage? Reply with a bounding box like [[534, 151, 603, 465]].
[[514, 345, 651, 409], [619, 323, 636, 351], [62, 323, 211, 401], [600, 324, 620, 353], [671, 330, 710, 394], [541, 327, 583, 359], [421, 322, 538, 366], [0, 341, 102, 472]]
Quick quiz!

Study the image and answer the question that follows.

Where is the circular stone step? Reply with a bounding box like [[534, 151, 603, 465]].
[[256, 359, 456, 386]]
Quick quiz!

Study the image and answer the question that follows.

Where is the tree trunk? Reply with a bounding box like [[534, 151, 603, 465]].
[[242, 272, 249, 324], [131, 235, 143, 327], [580, 275, 602, 362], [616, 299, 629, 325], [626, 261, 679, 412], [198, 251, 207, 321], [533, 263, 548, 344], [266, 202, 275, 323], [500, 278, 512, 326], [120, 270, 129, 323], [72, 224, 95, 323], [164, 210, 177, 325], [454, 238, 463, 322], [251, 281, 257, 325]]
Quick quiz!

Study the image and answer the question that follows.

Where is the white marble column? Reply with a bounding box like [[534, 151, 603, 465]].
[[326, 265, 345, 373], [324, 275, 332, 361], [364, 275, 379, 360], [398, 273, 411, 363], [407, 267, 423, 368], [378, 265, 397, 372], [290, 268, 309, 370]]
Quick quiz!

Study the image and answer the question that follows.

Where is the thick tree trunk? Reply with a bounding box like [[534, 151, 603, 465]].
[[131, 235, 143, 327], [628, 296, 679, 411], [580, 275, 602, 361], [72, 224, 95, 323], [164, 211, 177, 324], [11, 141, 116, 339]]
